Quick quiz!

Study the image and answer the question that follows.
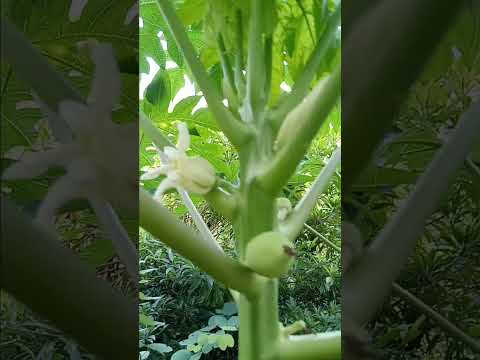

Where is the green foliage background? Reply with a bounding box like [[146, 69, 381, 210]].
[[344, 5, 480, 358]]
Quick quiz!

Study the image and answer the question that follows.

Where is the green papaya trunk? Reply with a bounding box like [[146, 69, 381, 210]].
[[235, 134, 281, 360]]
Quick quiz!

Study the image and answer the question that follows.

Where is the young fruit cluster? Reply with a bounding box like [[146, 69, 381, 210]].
[[245, 231, 296, 278]]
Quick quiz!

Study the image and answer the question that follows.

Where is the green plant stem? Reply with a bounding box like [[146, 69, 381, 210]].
[[218, 33, 237, 96], [274, 332, 341, 360], [270, 7, 340, 130], [283, 147, 341, 240], [246, 0, 266, 119], [282, 320, 307, 336], [1, 199, 137, 359], [343, 101, 480, 326], [259, 66, 340, 195], [239, 279, 279, 360], [178, 189, 240, 303], [140, 110, 171, 149], [264, 36, 273, 103], [304, 223, 340, 252], [234, 136, 281, 360], [236, 177, 276, 255], [88, 197, 138, 283], [467, 156, 480, 177], [218, 178, 239, 194], [392, 284, 480, 353], [1, 66, 12, 100], [178, 190, 219, 250], [140, 189, 262, 298], [177, 190, 238, 300], [204, 186, 238, 220], [156, 0, 251, 148], [235, 9, 246, 97]]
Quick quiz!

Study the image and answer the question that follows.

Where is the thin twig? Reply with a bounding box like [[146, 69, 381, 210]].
[[259, 66, 340, 194], [217, 33, 237, 96], [392, 283, 480, 353], [234, 9, 245, 96], [284, 147, 341, 240]]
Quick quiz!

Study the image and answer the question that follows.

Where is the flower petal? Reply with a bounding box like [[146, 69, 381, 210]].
[[177, 156, 215, 194], [163, 146, 179, 160], [157, 147, 169, 163], [154, 178, 177, 200], [36, 176, 83, 227], [176, 122, 190, 152], [32, 92, 73, 142], [140, 166, 167, 180], [2, 146, 75, 180], [59, 100, 94, 137], [89, 44, 121, 116], [69, 0, 88, 22], [166, 170, 180, 181], [67, 158, 98, 183]]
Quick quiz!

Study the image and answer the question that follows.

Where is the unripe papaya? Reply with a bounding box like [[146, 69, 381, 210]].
[[245, 231, 296, 278]]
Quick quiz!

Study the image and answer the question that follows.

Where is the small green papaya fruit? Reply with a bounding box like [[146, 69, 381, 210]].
[[245, 231, 296, 278]]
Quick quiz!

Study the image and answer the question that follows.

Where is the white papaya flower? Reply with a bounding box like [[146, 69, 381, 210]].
[[2, 43, 137, 227], [276, 197, 292, 221], [141, 123, 216, 200]]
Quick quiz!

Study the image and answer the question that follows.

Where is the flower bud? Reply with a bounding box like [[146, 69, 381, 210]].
[[177, 155, 216, 194], [276, 197, 292, 221]]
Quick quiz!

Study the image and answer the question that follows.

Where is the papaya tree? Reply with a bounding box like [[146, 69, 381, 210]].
[[139, 0, 341, 359]]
